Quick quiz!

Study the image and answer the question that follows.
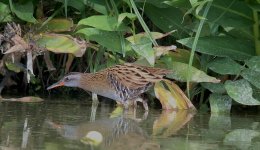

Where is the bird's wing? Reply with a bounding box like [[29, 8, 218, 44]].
[[107, 63, 171, 90]]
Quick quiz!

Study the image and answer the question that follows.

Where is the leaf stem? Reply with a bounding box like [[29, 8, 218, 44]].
[[129, 0, 158, 46], [253, 10, 260, 55], [187, 1, 212, 98]]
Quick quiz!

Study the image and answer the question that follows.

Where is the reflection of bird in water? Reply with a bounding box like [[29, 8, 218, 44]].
[[46, 116, 160, 150]]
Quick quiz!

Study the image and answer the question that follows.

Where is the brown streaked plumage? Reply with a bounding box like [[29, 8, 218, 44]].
[[47, 63, 171, 110]]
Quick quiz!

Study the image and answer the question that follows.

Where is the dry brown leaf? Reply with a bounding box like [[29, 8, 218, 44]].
[[154, 45, 177, 57], [154, 80, 196, 110]]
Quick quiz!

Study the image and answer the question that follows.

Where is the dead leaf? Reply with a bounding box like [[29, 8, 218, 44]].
[[154, 80, 196, 110], [154, 45, 177, 57], [126, 31, 176, 44], [34, 33, 87, 57]]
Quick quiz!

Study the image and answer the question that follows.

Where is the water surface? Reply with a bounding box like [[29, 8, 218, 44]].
[[0, 99, 259, 150]]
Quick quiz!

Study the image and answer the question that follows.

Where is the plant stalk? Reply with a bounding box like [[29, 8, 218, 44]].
[[187, 1, 212, 98]]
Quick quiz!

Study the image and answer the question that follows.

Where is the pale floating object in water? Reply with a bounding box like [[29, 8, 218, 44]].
[[81, 131, 103, 146], [0, 96, 44, 103]]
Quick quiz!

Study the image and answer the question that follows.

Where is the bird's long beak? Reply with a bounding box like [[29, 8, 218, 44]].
[[47, 81, 65, 90]]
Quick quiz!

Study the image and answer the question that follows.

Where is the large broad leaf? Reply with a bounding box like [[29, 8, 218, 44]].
[[207, 0, 253, 28], [38, 18, 74, 32], [246, 56, 260, 72], [164, 61, 220, 83], [201, 82, 226, 94], [225, 79, 260, 105], [78, 15, 129, 31], [166, 49, 201, 69], [224, 129, 260, 150], [76, 28, 131, 53], [56, 0, 107, 14], [227, 27, 254, 40], [9, 0, 37, 23], [178, 36, 255, 61], [241, 68, 260, 89], [86, 0, 107, 14], [35, 33, 86, 57], [55, 0, 85, 13], [209, 94, 232, 114], [208, 57, 242, 75], [0, 2, 12, 22], [131, 37, 155, 65], [138, 0, 172, 8], [141, 0, 191, 9], [144, 4, 190, 38]]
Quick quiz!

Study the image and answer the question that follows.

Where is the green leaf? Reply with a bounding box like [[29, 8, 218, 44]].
[[0, 2, 12, 22], [224, 129, 260, 150], [55, 0, 85, 13], [162, 0, 192, 9], [35, 33, 86, 57], [166, 61, 220, 83], [77, 28, 131, 53], [246, 56, 260, 72], [208, 0, 253, 28], [5, 62, 21, 73], [225, 79, 260, 105], [118, 13, 136, 25], [131, 37, 155, 65], [208, 57, 242, 75], [9, 0, 37, 23], [241, 68, 260, 89], [86, 0, 107, 14], [78, 15, 129, 31], [140, 0, 172, 8], [38, 18, 74, 32], [178, 36, 255, 61], [144, 4, 190, 38], [167, 49, 201, 69], [201, 82, 226, 94], [227, 27, 254, 40], [209, 94, 232, 114]]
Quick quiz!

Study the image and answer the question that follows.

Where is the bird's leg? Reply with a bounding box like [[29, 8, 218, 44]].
[[90, 93, 99, 122], [91, 93, 99, 106], [143, 99, 149, 111], [122, 100, 129, 110]]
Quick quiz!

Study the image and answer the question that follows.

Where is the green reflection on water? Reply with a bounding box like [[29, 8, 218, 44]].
[[0, 99, 259, 150]]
